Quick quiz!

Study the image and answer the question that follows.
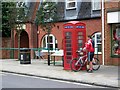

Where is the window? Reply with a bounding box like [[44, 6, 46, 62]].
[[42, 34, 58, 52], [92, 32, 102, 54], [51, 0, 58, 3], [92, 0, 101, 10], [111, 24, 120, 57], [66, 0, 77, 9]]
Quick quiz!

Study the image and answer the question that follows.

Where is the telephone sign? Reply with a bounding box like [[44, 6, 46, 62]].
[[64, 26, 74, 29]]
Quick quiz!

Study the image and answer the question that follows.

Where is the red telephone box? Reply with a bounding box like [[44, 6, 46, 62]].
[[63, 21, 86, 70]]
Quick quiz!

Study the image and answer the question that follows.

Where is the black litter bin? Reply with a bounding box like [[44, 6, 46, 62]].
[[20, 48, 31, 64]]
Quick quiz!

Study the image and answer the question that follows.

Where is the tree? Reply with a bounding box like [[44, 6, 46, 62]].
[[2, 2, 29, 60], [2, 2, 16, 37], [14, 2, 29, 60], [36, 1, 59, 65]]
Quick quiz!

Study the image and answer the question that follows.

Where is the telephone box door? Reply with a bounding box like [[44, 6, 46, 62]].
[[63, 23, 75, 70], [75, 23, 86, 52]]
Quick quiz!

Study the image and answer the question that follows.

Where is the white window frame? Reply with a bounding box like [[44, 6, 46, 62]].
[[51, 0, 58, 3], [92, 0, 101, 10], [42, 34, 58, 52], [66, 0, 77, 10], [92, 32, 102, 54]]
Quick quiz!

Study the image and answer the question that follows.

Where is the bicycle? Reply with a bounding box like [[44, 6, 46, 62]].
[[70, 50, 100, 72]]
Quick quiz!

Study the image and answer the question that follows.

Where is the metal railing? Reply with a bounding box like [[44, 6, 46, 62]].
[[0, 48, 59, 59], [0, 47, 100, 60]]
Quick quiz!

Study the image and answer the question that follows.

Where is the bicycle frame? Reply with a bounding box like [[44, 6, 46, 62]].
[[75, 54, 87, 66]]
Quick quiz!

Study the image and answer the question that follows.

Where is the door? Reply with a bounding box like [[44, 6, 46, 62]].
[[63, 23, 75, 70]]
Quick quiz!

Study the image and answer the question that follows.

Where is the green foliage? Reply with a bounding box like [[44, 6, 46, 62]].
[[36, 2, 58, 32], [2, 2, 16, 37], [2, 2, 29, 37]]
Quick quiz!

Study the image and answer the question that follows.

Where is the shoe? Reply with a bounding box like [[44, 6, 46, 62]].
[[87, 69, 93, 73]]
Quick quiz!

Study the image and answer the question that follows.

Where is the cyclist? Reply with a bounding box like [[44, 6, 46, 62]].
[[83, 35, 94, 73]]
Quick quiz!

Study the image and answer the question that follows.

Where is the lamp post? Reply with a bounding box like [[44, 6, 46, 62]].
[[47, 26, 50, 65], [16, 24, 26, 60]]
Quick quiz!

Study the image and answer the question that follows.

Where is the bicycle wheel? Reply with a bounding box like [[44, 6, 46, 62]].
[[92, 57, 100, 71], [70, 58, 82, 72]]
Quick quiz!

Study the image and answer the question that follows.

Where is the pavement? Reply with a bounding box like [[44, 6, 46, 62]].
[[0, 59, 119, 89]]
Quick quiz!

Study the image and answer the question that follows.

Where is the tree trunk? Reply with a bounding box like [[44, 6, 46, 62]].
[[18, 32, 20, 60], [11, 29, 14, 59]]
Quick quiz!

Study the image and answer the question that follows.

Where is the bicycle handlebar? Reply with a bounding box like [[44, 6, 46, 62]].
[[76, 50, 84, 56]]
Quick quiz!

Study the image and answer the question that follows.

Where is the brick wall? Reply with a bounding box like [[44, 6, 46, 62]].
[[104, 1, 119, 65], [1, 37, 11, 59]]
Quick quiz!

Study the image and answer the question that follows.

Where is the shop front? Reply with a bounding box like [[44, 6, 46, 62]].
[[106, 11, 120, 65], [107, 11, 120, 57]]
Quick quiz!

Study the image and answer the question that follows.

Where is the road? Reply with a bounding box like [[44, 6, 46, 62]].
[[1, 72, 114, 89]]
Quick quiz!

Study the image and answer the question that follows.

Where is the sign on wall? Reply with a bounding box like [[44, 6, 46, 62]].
[[107, 11, 120, 24]]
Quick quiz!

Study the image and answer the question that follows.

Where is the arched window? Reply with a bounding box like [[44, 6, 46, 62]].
[[92, 32, 102, 54], [42, 34, 58, 52]]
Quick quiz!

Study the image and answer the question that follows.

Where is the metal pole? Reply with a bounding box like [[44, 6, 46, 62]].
[[102, 0, 105, 65], [48, 26, 50, 66]]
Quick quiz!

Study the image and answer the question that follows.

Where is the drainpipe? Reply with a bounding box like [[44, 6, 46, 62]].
[[102, 0, 105, 65]]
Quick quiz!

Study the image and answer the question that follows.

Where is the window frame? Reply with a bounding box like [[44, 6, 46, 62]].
[[41, 34, 58, 52], [66, 0, 77, 10], [92, 32, 102, 54], [92, 0, 101, 11]]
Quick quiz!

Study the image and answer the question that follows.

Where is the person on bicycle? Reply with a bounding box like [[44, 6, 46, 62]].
[[83, 35, 94, 73]]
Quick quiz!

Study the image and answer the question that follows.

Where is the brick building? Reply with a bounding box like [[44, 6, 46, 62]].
[[104, 1, 120, 65], [2, 1, 119, 65]]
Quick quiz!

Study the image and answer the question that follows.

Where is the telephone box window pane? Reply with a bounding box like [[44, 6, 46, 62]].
[[78, 32, 83, 35], [78, 43, 83, 47], [66, 48, 72, 51], [78, 40, 83, 43], [65, 36, 71, 39], [66, 32, 71, 36], [78, 36, 83, 39], [66, 40, 71, 43], [66, 44, 71, 47], [66, 52, 72, 55], [67, 60, 71, 63], [67, 56, 72, 59]]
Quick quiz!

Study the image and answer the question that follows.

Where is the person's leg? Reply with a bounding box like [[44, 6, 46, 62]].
[[87, 52, 91, 70], [89, 52, 94, 70], [89, 62, 93, 70], [87, 52, 94, 72]]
